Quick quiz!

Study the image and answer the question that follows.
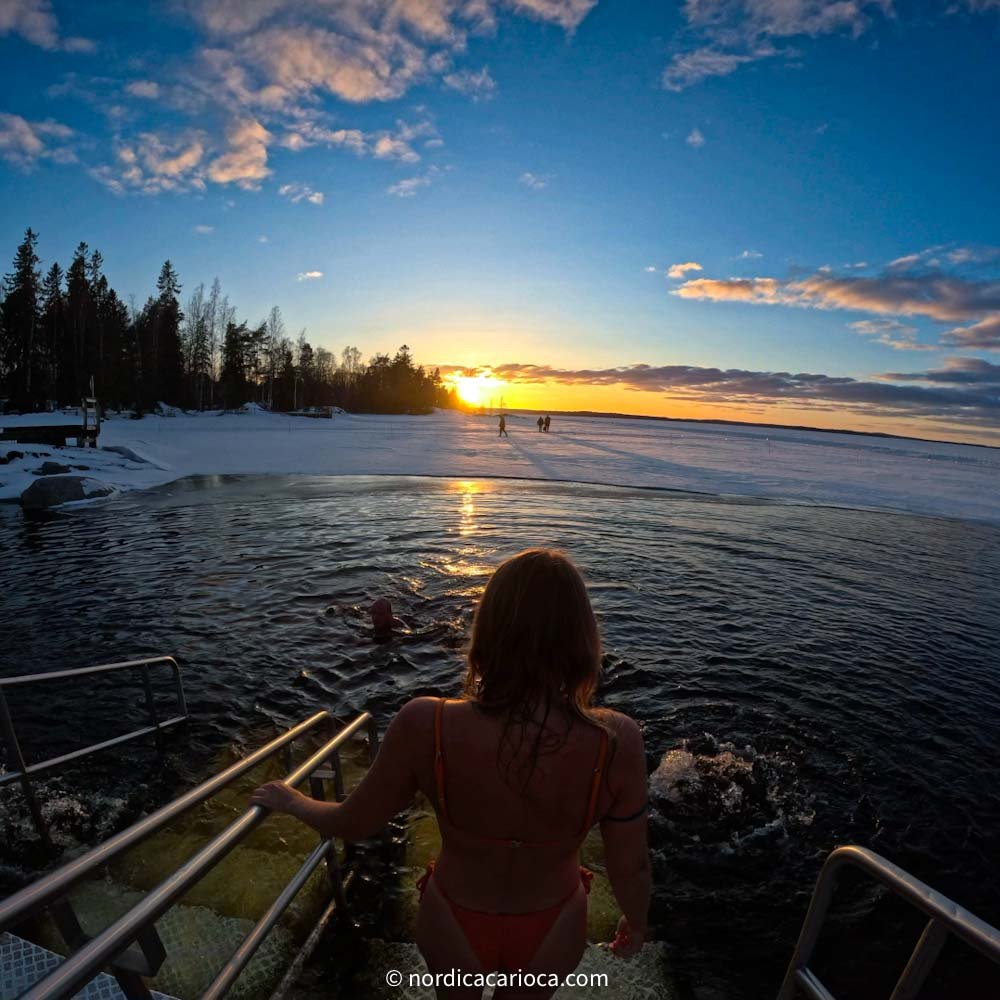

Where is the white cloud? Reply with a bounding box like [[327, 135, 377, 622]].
[[279, 118, 436, 166], [0, 0, 94, 52], [278, 182, 324, 205], [206, 118, 271, 189], [519, 171, 550, 190], [663, 46, 775, 91], [443, 66, 498, 100], [0, 113, 75, 167], [667, 261, 703, 279], [297, 270, 323, 281], [15, 2, 606, 198], [508, 0, 597, 30], [89, 130, 206, 195], [373, 135, 420, 163], [849, 319, 933, 351], [670, 263, 1000, 351], [186, 2, 594, 115], [193, 224, 215, 234], [125, 80, 161, 99], [738, 249, 762, 259], [663, 1, 893, 91], [686, 127, 706, 148], [387, 174, 432, 198], [257, 234, 269, 243]]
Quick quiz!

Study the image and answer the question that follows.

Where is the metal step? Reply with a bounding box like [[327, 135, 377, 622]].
[[0, 932, 176, 1000]]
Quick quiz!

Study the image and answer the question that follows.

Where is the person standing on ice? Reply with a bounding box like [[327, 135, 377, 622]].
[[537, 416, 544, 432], [498, 414, 508, 437], [544, 414, 551, 432]]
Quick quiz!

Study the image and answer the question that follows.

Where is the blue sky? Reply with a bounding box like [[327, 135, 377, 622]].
[[1, 1, 999, 442]]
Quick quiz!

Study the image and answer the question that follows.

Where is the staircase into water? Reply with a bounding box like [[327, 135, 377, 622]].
[[2, 656, 999, 999]]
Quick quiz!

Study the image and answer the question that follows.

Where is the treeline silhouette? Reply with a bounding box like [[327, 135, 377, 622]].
[[0, 229, 458, 416]]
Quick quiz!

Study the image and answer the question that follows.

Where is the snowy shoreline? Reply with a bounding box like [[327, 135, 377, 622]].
[[2, 407, 999, 524]]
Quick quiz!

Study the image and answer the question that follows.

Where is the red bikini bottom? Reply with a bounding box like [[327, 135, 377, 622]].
[[416, 859, 593, 972]]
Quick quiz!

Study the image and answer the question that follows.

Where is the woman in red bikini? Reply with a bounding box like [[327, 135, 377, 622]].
[[252, 549, 651, 998]]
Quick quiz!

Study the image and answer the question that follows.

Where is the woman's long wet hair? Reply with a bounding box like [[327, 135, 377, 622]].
[[464, 548, 609, 789]]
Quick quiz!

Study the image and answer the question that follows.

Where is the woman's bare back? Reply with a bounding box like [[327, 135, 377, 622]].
[[406, 697, 624, 913]]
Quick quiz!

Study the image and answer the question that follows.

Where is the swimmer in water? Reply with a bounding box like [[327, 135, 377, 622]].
[[371, 597, 407, 639]]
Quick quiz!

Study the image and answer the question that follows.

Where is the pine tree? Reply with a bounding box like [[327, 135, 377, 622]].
[[86, 250, 106, 397], [1, 228, 44, 410], [40, 262, 65, 406], [100, 287, 131, 410], [220, 320, 250, 409], [64, 242, 90, 404], [154, 260, 185, 407]]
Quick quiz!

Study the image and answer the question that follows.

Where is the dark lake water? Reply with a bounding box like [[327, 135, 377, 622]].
[[2, 475, 999, 999]]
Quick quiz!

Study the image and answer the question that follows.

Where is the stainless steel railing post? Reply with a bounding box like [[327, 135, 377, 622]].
[[776, 846, 1000, 1000], [0, 686, 54, 851], [888, 918, 949, 1000]]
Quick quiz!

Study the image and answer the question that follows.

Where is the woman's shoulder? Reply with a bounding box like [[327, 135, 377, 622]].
[[393, 695, 469, 729], [591, 706, 641, 737], [590, 707, 644, 758], [395, 695, 444, 723]]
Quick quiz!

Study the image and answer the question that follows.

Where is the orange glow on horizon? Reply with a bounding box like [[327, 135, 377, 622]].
[[442, 377, 998, 448]]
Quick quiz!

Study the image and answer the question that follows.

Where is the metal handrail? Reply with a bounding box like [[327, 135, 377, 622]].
[[0, 709, 332, 932], [14, 711, 374, 1000], [201, 840, 335, 1000], [0, 657, 187, 786], [777, 845, 1000, 1000], [0, 656, 189, 851]]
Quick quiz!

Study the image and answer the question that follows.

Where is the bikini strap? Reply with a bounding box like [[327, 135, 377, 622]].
[[434, 697, 451, 823], [581, 727, 609, 834]]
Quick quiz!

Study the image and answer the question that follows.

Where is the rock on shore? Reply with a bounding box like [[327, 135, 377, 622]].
[[20, 476, 116, 509]]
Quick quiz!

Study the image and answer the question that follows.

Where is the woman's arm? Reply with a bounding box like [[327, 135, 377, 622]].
[[600, 714, 651, 957], [250, 700, 422, 842]]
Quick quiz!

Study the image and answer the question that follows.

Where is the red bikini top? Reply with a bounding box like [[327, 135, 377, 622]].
[[433, 697, 609, 848]]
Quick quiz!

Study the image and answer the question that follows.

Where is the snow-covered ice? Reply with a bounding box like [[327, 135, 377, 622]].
[[1, 408, 998, 523]]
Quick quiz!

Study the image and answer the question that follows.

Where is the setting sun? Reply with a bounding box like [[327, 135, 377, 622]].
[[449, 372, 506, 408]]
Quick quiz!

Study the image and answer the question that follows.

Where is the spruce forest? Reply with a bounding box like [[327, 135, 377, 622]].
[[0, 229, 459, 416]]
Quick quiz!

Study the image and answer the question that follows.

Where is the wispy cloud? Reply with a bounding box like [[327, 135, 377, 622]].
[[443, 66, 498, 101], [387, 173, 433, 198], [257, 234, 269, 243], [125, 80, 160, 99], [879, 357, 1000, 386], [685, 127, 706, 148], [278, 182, 324, 205], [90, 130, 206, 194], [738, 249, 763, 260], [193, 224, 214, 234], [296, 270, 323, 281], [662, 1, 893, 91], [663, 46, 776, 91], [667, 261, 703, 279], [508, 0, 598, 31], [672, 259, 1000, 351], [0, 112, 75, 168], [849, 319, 933, 351], [519, 171, 551, 190], [0, 0, 94, 53]]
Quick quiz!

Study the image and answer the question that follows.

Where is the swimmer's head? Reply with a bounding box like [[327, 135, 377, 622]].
[[371, 597, 395, 632]]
